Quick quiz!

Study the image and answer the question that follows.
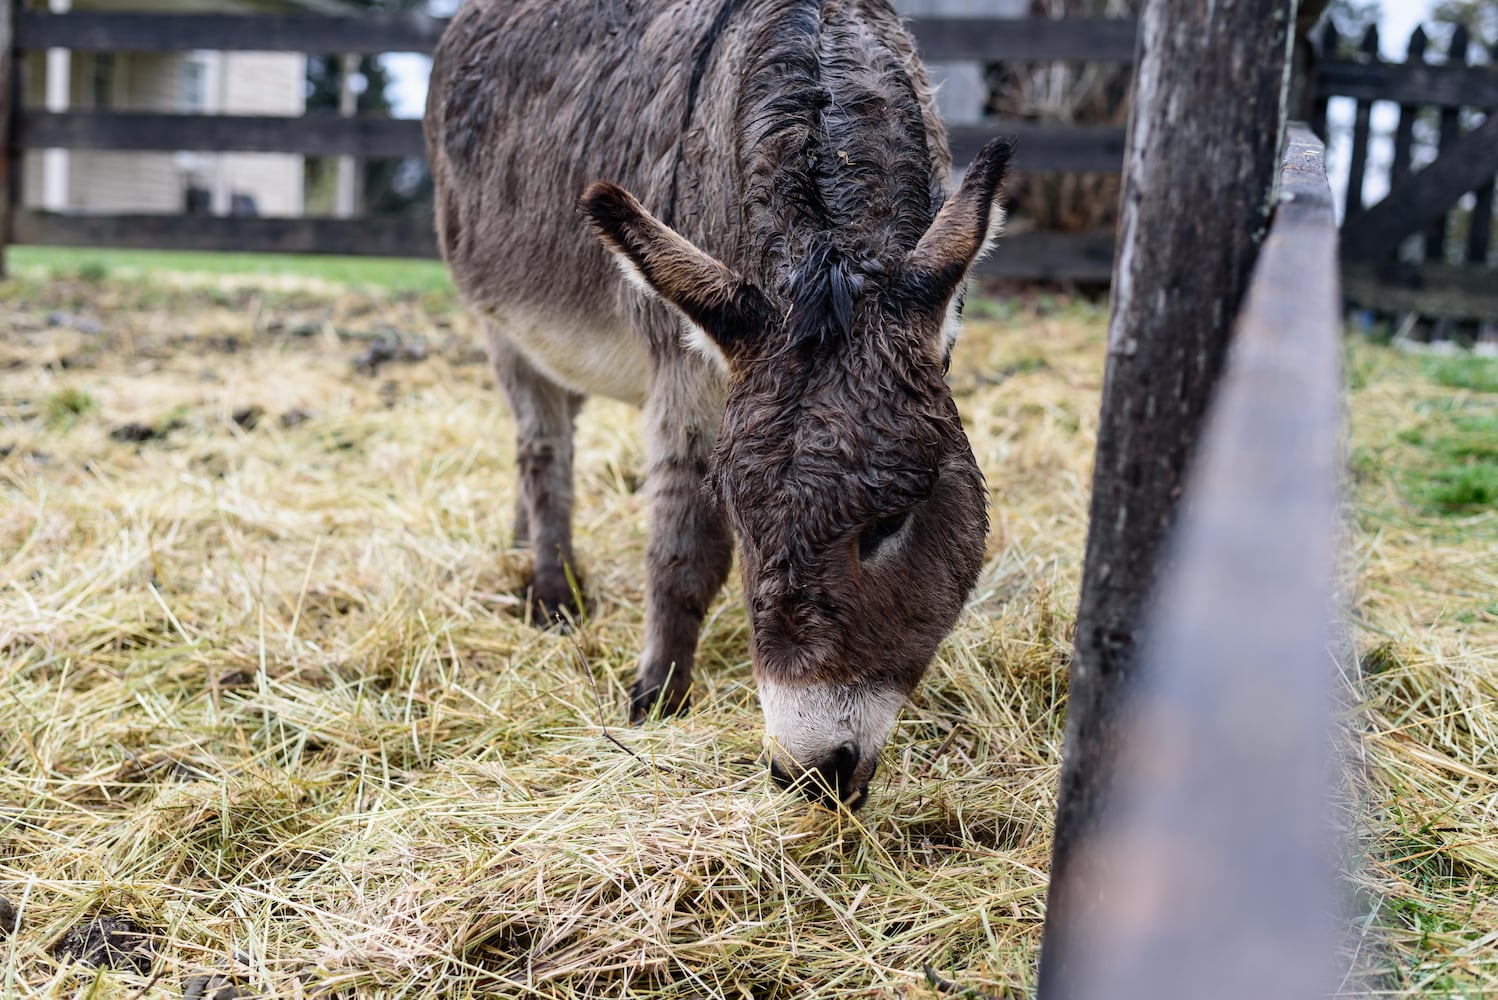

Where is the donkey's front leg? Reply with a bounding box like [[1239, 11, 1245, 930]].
[[486, 328, 585, 626], [631, 362, 733, 721]]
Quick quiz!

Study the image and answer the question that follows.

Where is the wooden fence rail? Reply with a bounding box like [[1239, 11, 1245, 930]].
[[11, 111, 1128, 173], [1040, 123, 1343, 998], [12, 11, 1141, 62]]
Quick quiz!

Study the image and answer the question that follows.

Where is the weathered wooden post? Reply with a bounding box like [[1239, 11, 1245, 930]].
[[1037, 0, 1311, 995], [334, 51, 361, 219], [1040, 125, 1343, 1000], [0, 0, 14, 278]]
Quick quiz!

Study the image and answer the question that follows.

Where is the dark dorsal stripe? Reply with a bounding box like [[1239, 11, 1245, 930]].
[[666, 0, 748, 228]]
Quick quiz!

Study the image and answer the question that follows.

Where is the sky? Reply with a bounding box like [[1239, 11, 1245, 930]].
[[1378, 0, 1444, 54]]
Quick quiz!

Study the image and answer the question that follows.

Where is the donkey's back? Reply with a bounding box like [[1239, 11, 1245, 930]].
[[426, 0, 750, 397]]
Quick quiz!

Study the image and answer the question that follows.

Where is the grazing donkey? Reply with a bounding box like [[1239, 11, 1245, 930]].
[[426, 0, 1011, 808]]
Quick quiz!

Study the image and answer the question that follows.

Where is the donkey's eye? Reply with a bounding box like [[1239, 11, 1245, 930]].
[[858, 511, 910, 561]]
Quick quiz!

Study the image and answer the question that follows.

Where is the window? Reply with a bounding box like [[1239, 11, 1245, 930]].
[[180, 59, 207, 111], [90, 54, 114, 109]]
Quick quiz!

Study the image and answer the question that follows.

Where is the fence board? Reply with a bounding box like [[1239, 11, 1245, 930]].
[[16, 11, 1143, 63], [11, 210, 440, 257], [15, 11, 447, 54], [909, 16, 1137, 62], [949, 122, 1125, 172], [1047, 123, 1341, 999], [17, 111, 426, 158], [1340, 110, 1498, 262], [1343, 27, 1379, 223], [1387, 28, 1425, 194], [1310, 23, 1337, 140], [1425, 26, 1470, 258], [11, 209, 1110, 282], [1317, 57, 1498, 108], [1344, 261, 1498, 319], [1468, 180, 1494, 265], [17, 112, 1126, 176], [976, 229, 1115, 282]]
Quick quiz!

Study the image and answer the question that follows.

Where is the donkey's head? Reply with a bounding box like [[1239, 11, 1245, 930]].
[[583, 138, 1013, 809]]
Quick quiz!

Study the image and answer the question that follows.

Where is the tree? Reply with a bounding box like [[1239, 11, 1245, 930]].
[[1431, 0, 1498, 55]]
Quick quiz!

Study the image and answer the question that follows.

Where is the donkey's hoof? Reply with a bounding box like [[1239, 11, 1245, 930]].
[[629, 680, 691, 723], [526, 592, 580, 630]]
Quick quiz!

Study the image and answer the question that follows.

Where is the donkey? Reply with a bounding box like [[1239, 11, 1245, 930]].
[[426, 0, 1011, 809]]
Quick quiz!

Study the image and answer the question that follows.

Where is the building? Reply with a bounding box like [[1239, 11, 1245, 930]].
[[21, 0, 349, 219]]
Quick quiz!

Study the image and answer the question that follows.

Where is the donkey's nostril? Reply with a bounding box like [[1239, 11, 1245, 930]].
[[769, 743, 872, 808], [827, 742, 860, 791]]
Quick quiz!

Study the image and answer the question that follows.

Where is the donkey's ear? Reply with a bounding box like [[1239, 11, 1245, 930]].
[[581, 181, 770, 370], [902, 137, 1015, 310]]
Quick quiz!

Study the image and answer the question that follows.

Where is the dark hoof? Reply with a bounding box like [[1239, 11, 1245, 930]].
[[629, 679, 691, 723], [526, 592, 579, 630], [523, 571, 583, 630]]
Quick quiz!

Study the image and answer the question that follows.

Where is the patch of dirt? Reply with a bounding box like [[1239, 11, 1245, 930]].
[[352, 335, 429, 376], [109, 421, 167, 443], [51, 914, 155, 974], [183, 967, 258, 999], [231, 406, 264, 431]]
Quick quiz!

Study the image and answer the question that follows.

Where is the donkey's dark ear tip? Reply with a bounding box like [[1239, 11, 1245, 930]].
[[973, 136, 1017, 182], [579, 180, 633, 222]]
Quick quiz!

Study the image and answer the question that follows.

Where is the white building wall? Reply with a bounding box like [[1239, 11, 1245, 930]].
[[218, 52, 308, 216], [69, 54, 183, 212], [21, 46, 307, 217]]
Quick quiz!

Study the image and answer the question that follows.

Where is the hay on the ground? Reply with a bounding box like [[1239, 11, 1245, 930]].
[[0, 271, 1493, 997]]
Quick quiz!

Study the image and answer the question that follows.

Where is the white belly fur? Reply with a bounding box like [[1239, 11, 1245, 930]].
[[487, 309, 652, 407]]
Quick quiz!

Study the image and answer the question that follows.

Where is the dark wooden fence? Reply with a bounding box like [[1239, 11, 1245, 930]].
[[1320, 22, 1498, 327], [0, 7, 1131, 281], [3, 6, 1493, 324]]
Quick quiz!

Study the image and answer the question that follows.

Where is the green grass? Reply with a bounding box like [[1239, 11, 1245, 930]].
[[1421, 355, 1498, 395], [41, 387, 96, 429], [1352, 344, 1498, 517], [8, 246, 455, 295]]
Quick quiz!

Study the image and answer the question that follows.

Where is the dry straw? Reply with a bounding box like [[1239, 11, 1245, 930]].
[[1, 271, 1493, 997]]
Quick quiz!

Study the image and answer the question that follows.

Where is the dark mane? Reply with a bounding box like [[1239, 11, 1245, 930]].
[[784, 240, 868, 352], [739, 0, 939, 282], [739, 0, 831, 270]]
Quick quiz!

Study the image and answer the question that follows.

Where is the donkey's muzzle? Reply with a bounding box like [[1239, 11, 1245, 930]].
[[769, 742, 872, 810]]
